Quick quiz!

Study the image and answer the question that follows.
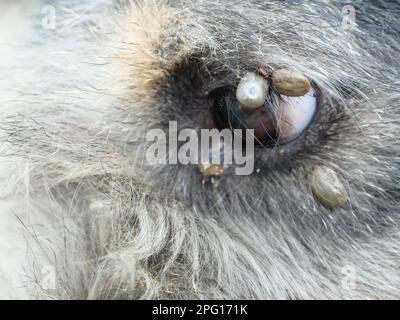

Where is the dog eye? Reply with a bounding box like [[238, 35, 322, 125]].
[[211, 86, 317, 146], [277, 87, 317, 144]]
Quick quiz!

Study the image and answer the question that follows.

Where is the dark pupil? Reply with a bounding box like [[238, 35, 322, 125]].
[[212, 87, 278, 144]]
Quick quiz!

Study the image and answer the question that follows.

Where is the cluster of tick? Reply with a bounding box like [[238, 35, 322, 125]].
[[235, 67, 311, 112], [199, 67, 348, 210], [200, 66, 311, 181]]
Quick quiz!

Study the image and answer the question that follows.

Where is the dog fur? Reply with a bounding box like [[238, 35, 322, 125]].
[[0, 0, 399, 299]]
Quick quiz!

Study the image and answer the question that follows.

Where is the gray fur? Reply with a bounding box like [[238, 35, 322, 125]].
[[0, 0, 399, 299]]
